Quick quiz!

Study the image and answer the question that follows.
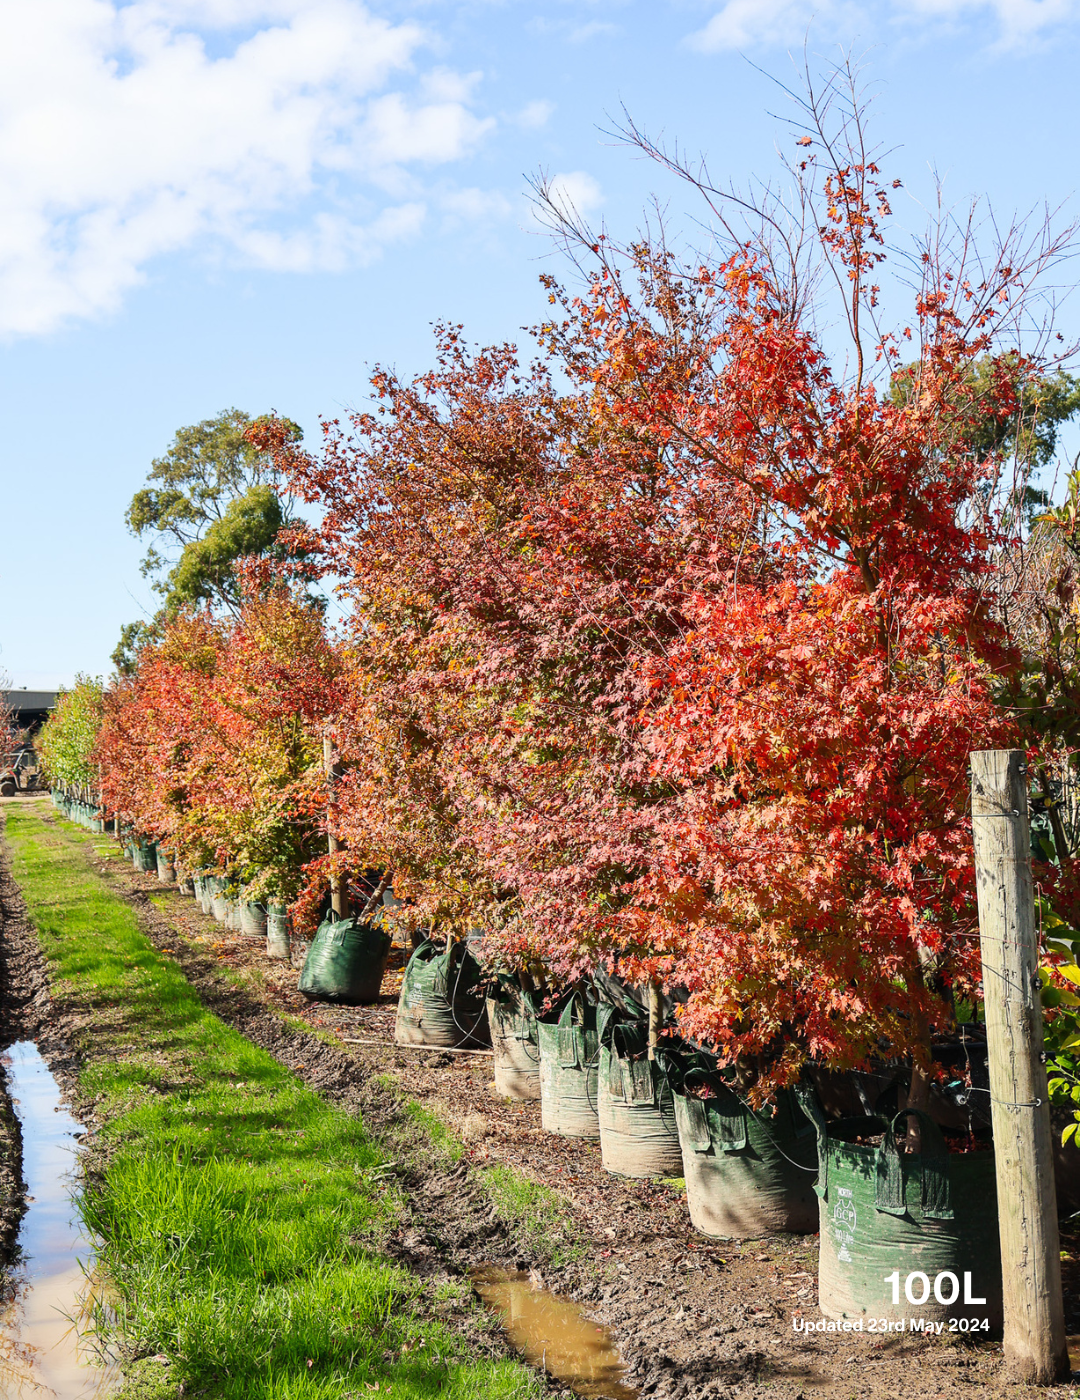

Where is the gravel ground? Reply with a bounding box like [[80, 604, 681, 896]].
[[5, 799, 1080, 1400]]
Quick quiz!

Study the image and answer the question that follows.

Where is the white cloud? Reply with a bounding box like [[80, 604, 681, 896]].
[[569, 20, 620, 41], [439, 187, 513, 223], [543, 171, 604, 221], [901, 0, 1078, 42], [690, 0, 1078, 50], [689, 0, 827, 51], [0, 0, 496, 335], [514, 99, 555, 130]]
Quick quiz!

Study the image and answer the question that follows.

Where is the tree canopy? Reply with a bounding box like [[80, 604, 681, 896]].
[[112, 409, 301, 674]]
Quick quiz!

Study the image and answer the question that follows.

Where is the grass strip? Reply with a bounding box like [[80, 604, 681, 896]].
[[5, 811, 542, 1400]]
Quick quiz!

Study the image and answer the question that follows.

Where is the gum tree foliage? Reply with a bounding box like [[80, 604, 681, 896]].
[[38, 675, 106, 792], [112, 409, 302, 674]]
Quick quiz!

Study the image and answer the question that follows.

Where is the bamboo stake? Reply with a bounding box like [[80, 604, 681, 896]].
[[971, 749, 1068, 1383]]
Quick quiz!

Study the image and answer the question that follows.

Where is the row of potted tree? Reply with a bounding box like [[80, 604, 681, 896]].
[[36, 82, 1080, 1332]]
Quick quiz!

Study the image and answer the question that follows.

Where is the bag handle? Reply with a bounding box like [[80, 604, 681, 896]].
[[557, 988, 587, 1067], [794, 1083, 829, 1198], [875, 1109, 954, 1220]]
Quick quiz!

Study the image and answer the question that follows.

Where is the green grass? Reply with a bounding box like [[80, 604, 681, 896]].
[[478, 1167, 584, 1268], [399, 1101, 467, 1166], [6, 811, 542, 1400]]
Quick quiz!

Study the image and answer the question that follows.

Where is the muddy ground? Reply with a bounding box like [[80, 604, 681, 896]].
[[0, 1050, 24, 1288], [5, 799, 1080, 1400]]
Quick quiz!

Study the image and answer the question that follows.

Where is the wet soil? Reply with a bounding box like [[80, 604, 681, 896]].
[[0, 1040, 119, 1398], [6, 804, 1080, 1399], [0, 1055, 24, 1279]]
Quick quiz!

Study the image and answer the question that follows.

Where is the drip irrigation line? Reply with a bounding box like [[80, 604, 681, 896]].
[[341, 1039, 491, 1056], [448, 940, 487, 1049]]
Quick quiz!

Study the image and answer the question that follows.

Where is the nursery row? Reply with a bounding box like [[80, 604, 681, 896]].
[[35, 119, 1080, 1348], [60, 783, 1006, 1336]]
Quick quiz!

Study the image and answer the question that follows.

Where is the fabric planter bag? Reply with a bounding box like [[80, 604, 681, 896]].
[[537, 993, 613, 1140], [133, 840, 157, 874], [266, 905, 291, 961], [299, 916, 392, 1003], [487, 976, 541, 1100], [157, 850, 176, 884], [394, 939, 489, 1048], [239, 901, 267, 942], [804, 1101, 1003, 1330], [597, 1023, 682, 1178], [202, 874, 220, 917], [673, 1072, 818, 1238], [211, 882, 229, 923]]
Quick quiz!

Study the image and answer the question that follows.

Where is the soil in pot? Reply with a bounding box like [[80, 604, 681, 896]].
[[239, 900, 267, 942], [394, 938, 489, 1049], [805, 1101, 1003, 1331], [487, 975, 541, 1100], [299, 916, 391, 1004], [266, 905, 291, 960], [672, 1065, 818, 1238], [537, 991, 611, 1140], [597, 1023, 682, 1178]]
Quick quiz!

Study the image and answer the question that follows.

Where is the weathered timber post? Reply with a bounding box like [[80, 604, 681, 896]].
[[323, 731, 348, 920], [971, 749, 1068, 1382], [647, 978, 662, 1061]]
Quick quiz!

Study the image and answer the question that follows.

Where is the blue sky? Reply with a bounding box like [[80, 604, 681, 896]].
[[3, 0, 1080, 689]]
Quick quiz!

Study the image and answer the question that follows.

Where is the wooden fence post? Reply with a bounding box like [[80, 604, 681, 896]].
[[323, 730, 347, 920], [971, 749, 1069, 1383]]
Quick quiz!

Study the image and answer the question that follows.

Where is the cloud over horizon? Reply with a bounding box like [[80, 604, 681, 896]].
[[689, 0, 1080, 52], [0, 0, 496, 335]]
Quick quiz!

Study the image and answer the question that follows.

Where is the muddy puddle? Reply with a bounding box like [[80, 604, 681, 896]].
[[0, 1041, 118, 1399], [472, 1265, 638, 1399]]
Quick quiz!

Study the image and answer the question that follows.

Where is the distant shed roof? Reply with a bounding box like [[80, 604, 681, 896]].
[[4, 690, 58, 719]]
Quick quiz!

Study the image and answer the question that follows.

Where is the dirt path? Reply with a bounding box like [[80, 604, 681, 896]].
[[7, 801, 1080, 1399]]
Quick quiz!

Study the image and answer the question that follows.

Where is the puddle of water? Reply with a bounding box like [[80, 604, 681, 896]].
[[0, 1041, 119, 1400], [472, 1265, 638, 1400]]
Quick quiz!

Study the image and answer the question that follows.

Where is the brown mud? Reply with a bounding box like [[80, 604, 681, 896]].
[[0, 1059, 25, 1285], [6, 802, 1080, 1398]]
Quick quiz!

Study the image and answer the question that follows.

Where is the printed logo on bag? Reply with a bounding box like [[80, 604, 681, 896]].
[[833, 1190, 856, 1234]]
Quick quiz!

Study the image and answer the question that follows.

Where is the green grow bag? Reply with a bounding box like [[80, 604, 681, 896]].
[[673, 1075, 818, 1238], [299, 916, 391, 1004], [806, 1103, 1003, 1330], [133, 839, 157, 874], [156, 849, 176, 883], [199, 874, 218, 916], [537, 992, 611, 1140], [211, 881, 229, 922], [394, 939, 489, 1049], [487, 976, 541, 1100], [239, 901, 267, 941], [598, 1023, 682, 1178], [266, 905, 291, 960]]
